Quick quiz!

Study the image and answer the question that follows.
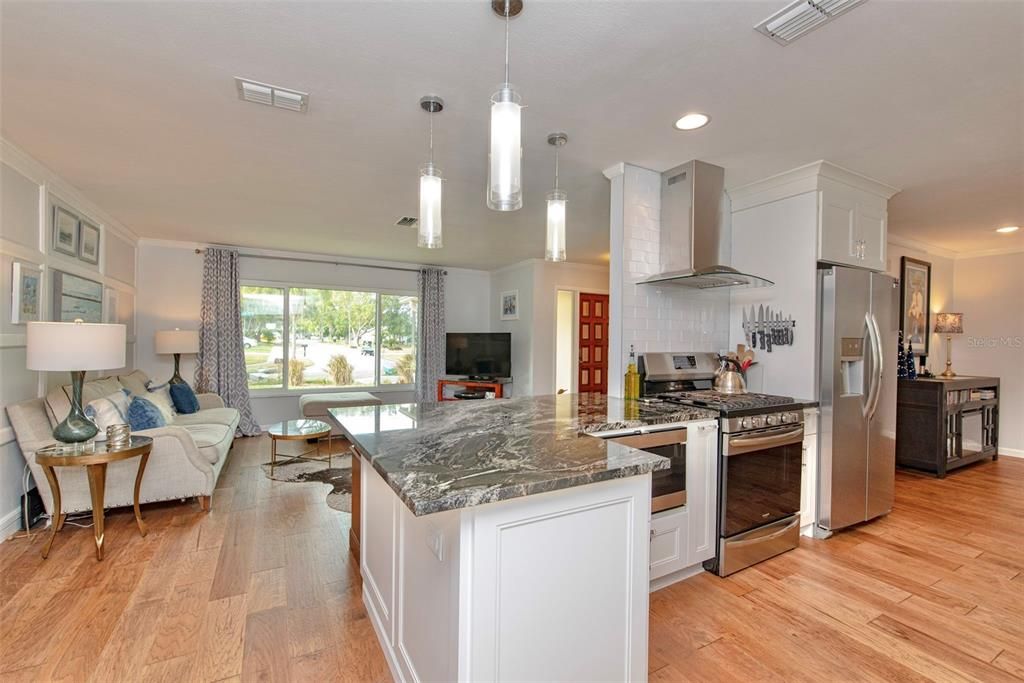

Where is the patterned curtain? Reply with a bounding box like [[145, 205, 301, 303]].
[[416, 268, 446, 402], [195, 248, 261, 435]]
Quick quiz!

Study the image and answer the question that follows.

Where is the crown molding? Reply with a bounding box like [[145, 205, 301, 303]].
[[887, 234, 958, 260], [954, 244, 1024, 260], [729, 160, 900, 212], [602, 163, 625, 180]]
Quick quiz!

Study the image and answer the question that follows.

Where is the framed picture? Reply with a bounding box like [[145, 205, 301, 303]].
[[500, 290, 519, 321], [52, 270, 103, 323], [78, 221, 101, 265], [899, 256, 931, 356], [53, 206, 79, 257], [11, 262, 43, 324]]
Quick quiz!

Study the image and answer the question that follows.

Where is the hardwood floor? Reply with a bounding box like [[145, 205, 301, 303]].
[[1, 437, 1021, 682]]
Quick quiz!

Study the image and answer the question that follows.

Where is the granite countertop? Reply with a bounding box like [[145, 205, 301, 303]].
[[330, 394, 717, 516]]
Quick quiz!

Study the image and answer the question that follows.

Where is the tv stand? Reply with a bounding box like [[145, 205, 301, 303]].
[[437, 378, 509, 402]]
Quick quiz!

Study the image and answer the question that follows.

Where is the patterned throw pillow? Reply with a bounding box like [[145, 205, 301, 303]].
[[144, 382, 177, 422], [169, 383, 200, 414], [127, 396, 166, 431], [83, 390, 132, 436]]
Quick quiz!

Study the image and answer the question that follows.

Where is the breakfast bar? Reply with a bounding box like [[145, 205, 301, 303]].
[[331, 395, 717, 683]]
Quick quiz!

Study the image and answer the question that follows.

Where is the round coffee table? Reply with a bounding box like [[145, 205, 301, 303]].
[[35, 435, 153, 561], [267, 419, 333, 475]]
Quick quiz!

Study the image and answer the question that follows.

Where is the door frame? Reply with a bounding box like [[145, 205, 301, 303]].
[[552, 287, 609, 395]]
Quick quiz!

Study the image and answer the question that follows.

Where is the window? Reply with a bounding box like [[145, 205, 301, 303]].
[[241, 284, 418, 391]]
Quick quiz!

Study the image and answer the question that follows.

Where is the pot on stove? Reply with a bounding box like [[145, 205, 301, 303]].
[[714, 357, 747, 395]]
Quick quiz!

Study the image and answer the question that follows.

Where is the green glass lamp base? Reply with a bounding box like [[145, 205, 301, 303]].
[[53, 370, 99, 443]]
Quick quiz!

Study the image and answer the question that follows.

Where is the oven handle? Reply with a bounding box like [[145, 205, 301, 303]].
[[724, 425, 804, 457], [725, 516, 800, 547]]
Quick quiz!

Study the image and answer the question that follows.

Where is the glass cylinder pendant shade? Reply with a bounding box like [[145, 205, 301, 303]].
[[545, 189, 567, 262], [487, 86, 523, 211], [419, 163, 443, 249]]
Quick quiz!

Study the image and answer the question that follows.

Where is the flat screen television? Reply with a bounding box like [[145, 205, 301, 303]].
[[445, 333, 511, 379]]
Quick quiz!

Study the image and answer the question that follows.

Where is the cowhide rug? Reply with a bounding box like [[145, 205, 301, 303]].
[[260, 451, 353, 514]]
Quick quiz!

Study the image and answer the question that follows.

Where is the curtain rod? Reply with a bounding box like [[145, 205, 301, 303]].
[[193, 248, 446, 275]]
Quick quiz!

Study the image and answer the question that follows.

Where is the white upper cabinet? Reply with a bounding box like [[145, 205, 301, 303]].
[[730, 161, 898, 274], [818, 177, 890, 271]]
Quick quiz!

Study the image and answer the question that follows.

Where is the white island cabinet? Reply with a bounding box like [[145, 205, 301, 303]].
[[361, 462, 652, 683], [333, 395, 718, 683]]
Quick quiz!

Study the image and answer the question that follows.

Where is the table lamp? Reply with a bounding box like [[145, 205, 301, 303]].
[[155, 328, 200, 385], [934, 312, 963, 378], [27, 320, 127, 443]]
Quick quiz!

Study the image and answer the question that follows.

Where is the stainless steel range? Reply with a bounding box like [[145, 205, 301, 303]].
[[639, 352, 806, 576]]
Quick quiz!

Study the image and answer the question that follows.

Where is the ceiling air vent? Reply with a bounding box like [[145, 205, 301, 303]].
[[395, 217, 419, 227], [755, 0, 867, 45], [235, 77, 309, 113]]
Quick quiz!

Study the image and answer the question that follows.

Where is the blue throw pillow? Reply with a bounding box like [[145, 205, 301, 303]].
[[127, 396, 167, 431], [169, 383, 200, 414]]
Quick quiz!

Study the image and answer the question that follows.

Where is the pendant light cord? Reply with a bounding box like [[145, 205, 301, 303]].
[[554, 145, 560, 191], [428, 108, 434, 166], [504, 0, 511, 85]]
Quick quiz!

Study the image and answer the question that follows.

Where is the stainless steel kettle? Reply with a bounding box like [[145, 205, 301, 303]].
[[714, 356, 747, 394]]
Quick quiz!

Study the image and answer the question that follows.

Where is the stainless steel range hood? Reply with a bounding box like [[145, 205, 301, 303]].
[[639, 160, 773, 290]]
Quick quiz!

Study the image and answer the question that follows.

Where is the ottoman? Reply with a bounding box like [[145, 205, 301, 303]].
[[300, 392, 383, 436]]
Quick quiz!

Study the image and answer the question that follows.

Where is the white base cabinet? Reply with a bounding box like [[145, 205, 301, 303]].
[[648, 419, 719, 588], [361, 464, 653, 683], [800, 407, 819, 536]]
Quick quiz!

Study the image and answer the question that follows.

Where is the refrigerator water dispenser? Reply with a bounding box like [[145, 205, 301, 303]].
[[839, 337, 864, 396]]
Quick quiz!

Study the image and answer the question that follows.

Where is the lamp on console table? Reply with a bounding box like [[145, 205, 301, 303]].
[[934, 312, 963, 378], [27, 320, 127, 443], [155, 328, 200, 385]]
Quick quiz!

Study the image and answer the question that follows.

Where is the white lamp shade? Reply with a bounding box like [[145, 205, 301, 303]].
[[487, 86, 523, 211], [418, 166, 443, 249], [155, 328, 200, 355], [545, 190, 567, 262], [27, 321, 126, 371]]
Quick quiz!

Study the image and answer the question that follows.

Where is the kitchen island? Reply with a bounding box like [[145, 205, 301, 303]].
[[331, 394, 718, 683]]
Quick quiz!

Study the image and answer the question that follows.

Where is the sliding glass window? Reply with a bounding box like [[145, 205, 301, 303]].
[[241, 284, 417, 392]]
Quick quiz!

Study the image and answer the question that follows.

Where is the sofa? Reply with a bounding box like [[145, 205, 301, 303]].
[[6, 370, 239, 516]]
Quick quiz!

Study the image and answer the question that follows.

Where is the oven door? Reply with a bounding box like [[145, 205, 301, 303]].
[[721, 424, 803, 538], [604, 430, 687, 513]]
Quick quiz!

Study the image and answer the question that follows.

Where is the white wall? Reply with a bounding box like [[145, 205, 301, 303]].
[[490, 261, 536, 396], [1, 139, 139, 538], [730, 191, 819, 399], [605, 163, 730, 398], [951, 251, 1024, 455], [135, 240, 492, 426]]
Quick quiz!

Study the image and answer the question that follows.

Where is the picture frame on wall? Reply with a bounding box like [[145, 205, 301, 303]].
[[52, 270, 103, 323], [11, 261, 43, 324], [53, 206, 79, 257], [78, 220, 101, 265], [899, 256, 931, 357], [500, 290, 519, 321]]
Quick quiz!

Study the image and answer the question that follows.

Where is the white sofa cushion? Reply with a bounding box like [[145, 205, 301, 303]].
[[117, 370, 151, 398], [173, 407, 240, 428], [84, 390, 131, 435], [44, 376, 124, 427], [142, 381, 177, 422]]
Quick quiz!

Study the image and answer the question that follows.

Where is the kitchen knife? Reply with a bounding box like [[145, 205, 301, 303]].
[[758, 305, 765, 350], [766, 306, 772, 352], [788, 315, 794, 345], [742, 307, 750, 348], [750, 306, 757, 349]]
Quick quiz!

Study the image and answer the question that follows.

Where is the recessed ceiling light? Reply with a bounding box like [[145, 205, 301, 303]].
[[674, 113, 710, 131], [996, 226, 1019, 233]]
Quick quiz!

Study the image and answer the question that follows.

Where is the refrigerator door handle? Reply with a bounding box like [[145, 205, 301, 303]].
[[867, 313, 884, 421]]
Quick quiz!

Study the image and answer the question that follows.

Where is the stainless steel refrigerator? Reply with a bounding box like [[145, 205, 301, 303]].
[[816, 265, 898, 536]]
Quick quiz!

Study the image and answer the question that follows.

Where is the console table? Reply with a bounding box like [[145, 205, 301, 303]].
[[437, 378, 511, 401], [896, 376, 999, 477]]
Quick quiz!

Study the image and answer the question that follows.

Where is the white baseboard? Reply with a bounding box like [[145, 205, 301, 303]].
[[0, 507, 23, 543], [649, 562, 706, 592], [999, 448, 1023, 458]]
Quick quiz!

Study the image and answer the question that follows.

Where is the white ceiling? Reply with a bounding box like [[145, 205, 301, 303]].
[[2, 1, 1021, 268]]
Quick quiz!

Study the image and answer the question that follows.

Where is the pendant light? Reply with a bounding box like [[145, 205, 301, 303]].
[[487, 0, 524, 211], [418, 95, 444, 249], [545, 132, 567, 262]]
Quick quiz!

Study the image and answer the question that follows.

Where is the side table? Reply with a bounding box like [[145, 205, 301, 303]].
[[35, 435, 153, 560]]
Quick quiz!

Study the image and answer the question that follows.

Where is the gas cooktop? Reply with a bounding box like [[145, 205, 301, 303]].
[[656, 390, 799, 415]]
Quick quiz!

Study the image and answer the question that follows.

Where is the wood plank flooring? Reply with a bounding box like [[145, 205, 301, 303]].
[[1, 436, 1021, 682]]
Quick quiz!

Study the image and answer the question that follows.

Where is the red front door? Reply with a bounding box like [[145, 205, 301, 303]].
[[578, 292, 609, 393]]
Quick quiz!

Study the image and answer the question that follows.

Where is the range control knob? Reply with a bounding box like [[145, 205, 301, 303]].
[[740, 417, 751, 429], [766, 414, 778, 426], [780, 413, 791, 423]]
